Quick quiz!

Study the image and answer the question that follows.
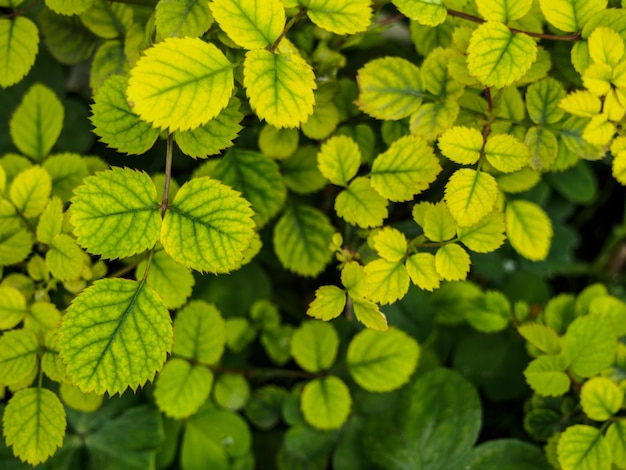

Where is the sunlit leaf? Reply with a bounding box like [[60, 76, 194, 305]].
[[392, 0, 447, 27], [317, 135, 361, 187], [290, 320, 339, 373], [557, 425, 611, 470], [438, 126, 483, 165], [485, 133, 531, 173], [539, 0, 607, 32], [562, 315, 616, 378], [524, 355, 570, 396], [457, 211, 506, 253], [364, 258, 410, 305], [301, 377, 351, 430], [435, 243, 470, 281], [352, 297, 388, 331], [46, 234, 84, 281], [0, 286, 27, 330], [580, 376, 623, 421], [10, 166, 51, 218], [306, 0, 371, 34], [173, 300, 226, 364], [475, 0, 532, 23], [505, 199, 553, 261], [0, 329, 39, 386], [307, 286, 346, 321], [445, 168, 498, 227], [517, 323, 561, 355], [156, 0, 213, 38], [335, 177, 388, 228], [406, 252, 441, 291], [0, 17, 39, 88], [135, 250, 195, 309], [154, 358, 213, 419]]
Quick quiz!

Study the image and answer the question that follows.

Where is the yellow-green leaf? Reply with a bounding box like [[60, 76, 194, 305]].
[[526, 77, 566, 124], [409, 99, 460, 141], [457, 211, 506, 253], [210, 0, 284, 49], [539, 0, 607, 32], [606, 421, 626, 468], [562, 315, 616, 378], [154, 359, 213, 419], [342, 261, 368, 299], [335, 177, 388, 228], [476, 0, 532, 23], [517, 323, 561, 355], [588, 26, 624, 67], [46, 234, 84, 281], [557, 425, 611, 470], [0, 329, 38, 386], [364, 258, 410, 305], [559, 90, 602, 118], [392, 0, 447, 27], [43, 153, 90, 202], [406, 252, 441, 291], [485, 133, 531, 173], [3, 388, 66, 465], [505, 199, 553, 261], [0, 225, 32, 267], [45, 0, 95, 15], [305, 0, 371, 35], [301, 376, 351, 430], [280, 145, 327, 194], [10, 166, 52, 218], [372, 227, 407, 262], [80, 1, 133, 39], [135, 250, 195, 309], [524, 355, 570, 396], [0, 286, 27, 330], [156, 0, 213, 38], [307, 285, 346, 321], [0, 17, 39, 88], [526, 127, 558, 169], [445, 168, 499, 227], [290, 320, 339, 373], [467, 22, 537, 88], [423, 201, 457, 242], [173, 301, 226, 364], [317, 135, 361, 187], [580, 376, 623, 421], [259, 125, 299, 159], [59, 382, 102, 412], [435, 243, 470, 281], [243, 49, 316, 128], [352, 297, 388, 331], [438, 125, 483, 165], [127, 37, 234, 132], [36, 196, 63, 245]]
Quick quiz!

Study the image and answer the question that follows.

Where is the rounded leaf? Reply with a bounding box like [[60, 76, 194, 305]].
[[307, 285, 346, 321], [364, 259, 410, 305], [505, 200, 553, 261], [0, 286, 27, 330], [539, 0, 607, 32], [154, 359, 213, 419], [290, 320, 339, 373], [0, 17, 39, 88], [0, 329, 39, 386], [372, 227, 407, 262], [393, 0, 446, 26], [445, 168, 498, 227], [10, 166, 52, 218], [485, 134, 531, 173], [435, 243, 471, 281], [562, 315, 616, 378], [438, 126, 483, 165], [476, 0, 532, 23], [580, 376, 623, 421], [173, 300, 226, 364], [46, 234, 84, 281], [524, 355, 570, 397], [135, 250, 195, 309], [557, 425, 611, 470], [457, 211, 506, 253], [214, 373, 250, 410], [406, 252, 441, 291], [335, 176, 388, 228], [306, 0, 371, 35], [156, 0, 213, 38], [301, 376, 352, 430], [317, 135, 361, 187]]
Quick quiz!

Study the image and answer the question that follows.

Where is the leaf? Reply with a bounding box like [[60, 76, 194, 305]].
[[526, 127, 558, 170], [307, 286, 346, 321], [505, 200, 553, 261], [465, 439, 553, 469], [392, 0, 447, 27], [46, 234, 84, 281], [457, 211, 507, 253], [185, 406, 251, 458], [406, 253, 441, 291], [250, 300, 280, 331], [45, 0, 95, 15], [352, 297, 388, 331], [273, 204, 334, 277], [161, 176, 255, 273], [467, 22, 537, 88], [438, 126, 483, 165], [557, 425, 611, 470], [559, 90, 602, 118], [91, 74, 159, 155], [475, 0, 532, 23], [305, 0, 371, 35], [497, 167, 541, 193], [70, 167, 161, 259], [156, 0, 214, 38], [57, 278, 172, 395], [80, 1, 133, 38], [127, 37, 234, 132], [213, 373, 250, 410], [42, 153, 90, 202], [466, 290, 511, 333], [154, 358, 213, 419], [212, 148, 286, 228], [422, 48, 465, 100], [243, 49, 316, 128], [0, 329, 39, 386], [259, 125, 299, 159], [588, 294, 626, 336], [2, 388, 66, 465], [435, 243, 471, 281], [526, 78, 566, 125], [10, 84, 63, 161], [562, 315, 616, 378], [281, 145, 327, 194], [372, 227, 407, 262], [317, 135, 361, 187], [174, 97, 243, 158], [173, 300, 226, 364], [290, 320, 339, 373], [485, 134, 531, 173], [301, 377, 352, 430], [0, 17, 39, 88], [10, 166, 52, 218], [24, 302, 60, 343], [423, 201, 457, 242], [539, 0, 607, 32], [517, 323, 561, 355], [0, 225, 32, 267], [606, 420, 626, 468], [0, 286, 27, 330], [36, 196, 63, 244], [135, 250, 195, 309], [371, 134, 441, 201], [580, 376, 623, 421], [364, 258, 410, 305], [409, 99, 460, 141], [356, 57, 425, 120], [347, 327, 419, 392], [524, 355, 570, 396], [37, 7, 97, 65], [445, 168, 498, 227], [335, 177, 388, 229], [341, 261, 368, 299], [210, 0, 284, 48]]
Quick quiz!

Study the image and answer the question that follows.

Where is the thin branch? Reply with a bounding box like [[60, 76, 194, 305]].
[[269, 7, 308, 53], [161, 134, 173, 217]]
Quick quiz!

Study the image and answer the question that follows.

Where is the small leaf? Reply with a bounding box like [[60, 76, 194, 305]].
[[0, 286, 27, 330], [557, 425, 611, 470], [2, 388, 66, 465], [347, 327, 419, 392], [135, 250, 195, 309], [393, 0, 447, 26], [307, 286, 346, 321], [45, 0, 95, 15], [406, 252, 441, 291], [46, 234, 84, 281], [341, 261, 368, 299], [38, 7, 97, 65], [517, 323, 561, 355], [0, 329, 39, 386], [457, 211, 506, 253], [127, 37, 234, 132], [156, 0, 213, 38], [173, 300, 226, 364], [524, 355, 570, 396], [559, 90, 602, 118], [161, 176, 255, 273], [423, 201, 457, 242], [10, 166, 52, 218], [466, 290, 511, 333], [70, 167, 161, 259], [335, 176, 388, 229], [57, 278, 172, 395], [290, 320, 339, 373], [467, 22, 537, 88], [526, 127, 558, 170], [0, 225, 33, 267], [526, 78, 566, 125], [580, 376, 623, 421], [10, 84, 63, 161], [80, 1, 132, 38], [281, 145, 327, 194], [36, 196, 63, 245], [445, 168, 498, 227], [438, 126, 483, 165], [306, 0, 371, 34], [317, 135, 361, 187], [352, 297, 388, 331], [539, 0, 607, 32], [606, 420, 626, 468], [213, 373, 250, 410], [562, 315, 616, 378], [0, 17, 39, 88], [301, 376, 352, 430], [154, 359, 213, 419], [42, 153, 90, 202], [485, 133, 531, 173], [505, 199, 553, 261], [210, 0, 284, 48], [372, 227, 407, 262], [356, 57, 425, 120], [243, 49, 316, 128], [475, 0, 532, 23], [364, 258, 410, 305], [259, 125, 299, 159], [435, 243, 471, 281], [409, 99, 460, 141]]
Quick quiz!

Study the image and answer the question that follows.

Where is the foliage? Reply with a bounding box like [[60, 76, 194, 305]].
[[1, 0, 626, 468]]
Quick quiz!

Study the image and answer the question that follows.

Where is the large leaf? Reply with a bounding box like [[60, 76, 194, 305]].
[[3, 388, 66, 465], [306, 0, 371, 35], [0, 17, 39, 88], [243, 49, 316, 128], [155, 0, 213, 38], [505, 199, 553, 261], [160, 176, 255, 273], [154, 359, 213, 419], [127, 37, 234, 132], [445, 168, 498, 227], [301, 377, 352, 430], [70, 167, 161, 259], [539, 0, 607, 32], [173, 300, 226, 364], [57, 278, 172, 395], [557, 425, 611, 470], [290, 320, 339, 373]]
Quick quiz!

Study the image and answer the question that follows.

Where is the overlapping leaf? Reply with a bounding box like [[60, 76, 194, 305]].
[[305, 0, 372, 35], [45, 0, 95, 15], [156, 0, 214, 38], [80, 1, 133, 38], [10, 166, 52, 218], [173, 300, 226, 364], [0, 329, 39, 385], [539, 0, 606, 32], [524, 355, 570, 396], [42, 153, 90, 201], [335, 177, 388, 228], [307, 286, 346, 321], [46, 234, 84, 281], [457, 211, 506, 253], [505, 199, 553, 261], [406, 253, 441, 291], [0, 17, 39, 88], [0, 286, 27, 330], [435, 243, 471, 281], [445, 168, 498, 227], [0, 225, 32, 266], [438, 126, 483, 165], [475, 0, 532, 23], [485, 134, 531, 173], [364, 259, 409, 305], [135, 250, 195, 309], [392, 0, 447, 27], [36, 197, 63, 245], [557, 425, 611, 470], [562, 315, 616, 378], [580, 376, 623, 421], [317, 135, 361, 187], [280, 145, 327, 194]]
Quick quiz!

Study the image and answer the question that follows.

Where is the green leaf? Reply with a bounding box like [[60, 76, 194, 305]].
[[261, 325, 293, 366], [352, 297, 388, 331], [213, 373, 250, 410], [244, 385, 288, 429], [549, 160, 597, 205], [476, 0, 532, 23], [371, 135, 441, 201], [212, 148, 286, 228], [186, 406, 251, 459], [37, 7, 97, 65], [580, 376, 623, 421], [557, 425, 611, 470], [273, 204, 334, 277], [46, 234, 84, 281], [301, 376, 352, 430], [347, 327, 419, 392], [466, 290, 511, 333], [259, 125, 299, 159], [156, 0, 213, 38], [409, 99, 460, 141], [161, 176, 255, 273], [250, 299, 280, 331], [435, 243, 471, 281], [135, 250, 194, 309], [182, 426, 228, 470], [356, 57, 425, 120], [127, 37, 233, 132], [91, 74, 159, 155], [243, 49, 316, 128], [457, 211, 507, 253], [562, 315, 616, 378], [445, 168, 498, 227], [393, 0, 447, 26], [290, 320, 339, 373], [71, 167, 161, 259], [364, 258, 410, 305], [539, 0, 606, 32], [2, 388, 66, 465], [505, 200, 553, 261], [36, 196, 63, 244], [0, 329, 38, 386], [0, 225, 33, 267], [10, 84, 63, 161], [423, 201, 457, 242], [588, 294, 626, 336], [317, 135, 361, 187], [24, 302, 60, 343], [335, 177, 388, 229], [606, 420, 626, 468], [526, 127, 558, 170], [210, 0, 284, 48], [406, 252, 441, 291], [305, 0, 371, 34], [465, 439, 552, 469], [89, 39, 126, 90], [307, 286, 346, 321], [10, 166, 51, 218], [154, 358, 213, 419], [438, 125, 483, 165], [174, 97, 243, 159], [497, 167, 541, 193], [57, 278, 172, 395], [517, 323, 561, 355], [524, 355, 570, 396], [80, 1, 133, 38], [43, 153, 90, 202], [0, 17, 39, 88], [372, 227, 407, 262], [485, 134, 531, 173], [45, 0, 95, 15], [173, 300, 226, 364], [467, 22, 537, 88], [526, 77, 566, 125], [422, 47, 465, 100], [0, 286, 27, 330], [281, 145, 327, 194]]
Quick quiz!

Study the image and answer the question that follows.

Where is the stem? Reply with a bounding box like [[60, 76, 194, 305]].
[[161, 134, 173, 217], [2, 0, 42, 19], [269, 7, 308, 53], [107, 0, 157, 5], [141, 249, 155, 282]]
